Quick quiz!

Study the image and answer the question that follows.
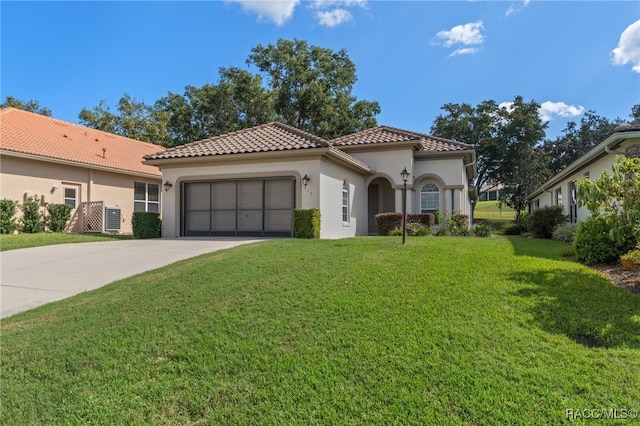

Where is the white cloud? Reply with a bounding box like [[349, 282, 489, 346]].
[[448, 47, 479, 57], [506, 0, 531, 17], [317, 8, 352, 27], [538, 101, 585, 122], [311, 0, 366, 8], [435, 21, 485, 48], [499, 100, 584, 122], [229, 0, 300, 26], [611, 19, 640, 73]]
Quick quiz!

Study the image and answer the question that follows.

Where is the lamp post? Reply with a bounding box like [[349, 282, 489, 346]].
[[400, 167, 410, 244]]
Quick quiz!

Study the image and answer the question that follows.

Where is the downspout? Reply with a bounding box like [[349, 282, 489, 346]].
[[464, 160, 476, 224], [605, 146, 626, 155]]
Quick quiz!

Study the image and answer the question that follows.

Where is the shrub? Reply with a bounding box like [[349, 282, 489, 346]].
[[389, 227, 403, 236], [46, 203, 72, 232], [406, 222, 430, 236], [374, 213, 435, 236], [504, 223, 528, 235], [472, 224, 493, 238], [0, 199, 19, 234], [294, 209, 320, 239], [621, 245, 640, 270], [20, 201, 45, 233], [528, 206, 566, 239], [552, 223, 578, 243], [574, 216, 637, 264], [132, 212, 162, 239], [445, 211, 469, 236]]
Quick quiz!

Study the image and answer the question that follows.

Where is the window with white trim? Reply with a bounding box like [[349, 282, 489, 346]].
[[134, 182, 160, 213], [64, 187, 77, 209], [420, 183, 440, 214], [342, 180, 349, 223]]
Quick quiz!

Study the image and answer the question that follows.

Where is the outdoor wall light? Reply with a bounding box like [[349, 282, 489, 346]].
[[51, 184, 59, 193], [302, 174, 310, 188], [164, 180, 173, 192]]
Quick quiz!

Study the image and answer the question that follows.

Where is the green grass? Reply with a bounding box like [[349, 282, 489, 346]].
[[0, 233, 133, 251], [474, 201, 516, 233], [2, 237, 639, 425]]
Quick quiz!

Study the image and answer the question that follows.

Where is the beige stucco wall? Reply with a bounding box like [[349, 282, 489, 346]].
[[318, 158, 367, 239], [413, 157, 471, 217], [0, 155, 160, 234], [158, 156, 320, 238]]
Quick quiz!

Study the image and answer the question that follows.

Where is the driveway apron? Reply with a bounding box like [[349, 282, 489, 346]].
[[0, 238, 262, 319]]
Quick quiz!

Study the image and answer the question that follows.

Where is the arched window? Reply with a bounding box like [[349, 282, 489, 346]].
[[342, 180, 349, 223], [420, 183, 440, 214]]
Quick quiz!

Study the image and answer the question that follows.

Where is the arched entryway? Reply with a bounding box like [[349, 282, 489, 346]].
[[367, 177, 395, 235]]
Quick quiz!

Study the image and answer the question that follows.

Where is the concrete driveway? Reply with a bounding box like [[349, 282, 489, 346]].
[[0, 238, 263, 319]]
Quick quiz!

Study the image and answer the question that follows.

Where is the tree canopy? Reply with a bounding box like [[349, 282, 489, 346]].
[[1, 96, 52, 116], [430, 96, 550, 222], [79, 38, 380, 146]]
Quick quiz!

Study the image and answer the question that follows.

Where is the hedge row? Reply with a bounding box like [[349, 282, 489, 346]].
[[374, 212, 436, 236]]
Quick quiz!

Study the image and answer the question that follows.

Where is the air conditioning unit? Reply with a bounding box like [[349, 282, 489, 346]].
[[105, 206, 121, 232]]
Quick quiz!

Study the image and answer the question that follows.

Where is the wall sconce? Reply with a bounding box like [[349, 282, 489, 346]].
[[302, 174, 310, 188], [163, 180, 173, 192], [51, 184, 59, 193]]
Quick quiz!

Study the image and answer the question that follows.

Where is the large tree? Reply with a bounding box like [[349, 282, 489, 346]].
[[541, 110, 625, 174], [248, 39, 380, 139], [79, 95, 171, 145], [431, 96, 549, 223], [80, 39, 379, 145], [1, 96, 52, 116], [495, 97, 550, 223]]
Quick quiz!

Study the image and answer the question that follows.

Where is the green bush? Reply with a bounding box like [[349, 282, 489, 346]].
[[472, 224, 493, 238], [20, 201, 45, 233], [528, 206, 566, 238], [132, 212, 162, 239], [504, 223, 528, 235], [294, 209, 320, 239], [46, 203, 72, 232], [0, 199, 19, 234], [406, 222, 430, 236], [552, 223, 578, 243], [574, 216, 637, 264], [374, 213, 435, 236]]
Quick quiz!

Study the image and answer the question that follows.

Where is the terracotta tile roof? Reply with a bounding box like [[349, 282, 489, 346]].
[[145, 122, 330, 160], [0, 107, 163, 177], [331, 125, 474, 152]]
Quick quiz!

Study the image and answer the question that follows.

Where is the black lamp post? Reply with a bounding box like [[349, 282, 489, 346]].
[[400, 167, 410, 244]]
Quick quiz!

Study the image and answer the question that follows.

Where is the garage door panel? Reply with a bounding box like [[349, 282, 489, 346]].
[[265, 180, 293, 209], [186, 183, 210, 210], [238, 210, 263, 231], [265, 210, 292, 231], [211, 210, 236, 231], [212, 182, 236, 210], [186, 211, 210, 232], [238, 181, 263, 209]]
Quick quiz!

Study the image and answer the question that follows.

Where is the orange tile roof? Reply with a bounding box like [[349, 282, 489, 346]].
[[331, 125, 474, 152], [0, 107, 163, 177], [145, 122, 331, 160]]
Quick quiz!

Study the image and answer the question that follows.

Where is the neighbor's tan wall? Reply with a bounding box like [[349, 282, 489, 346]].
[[0, 155, 160, 234]]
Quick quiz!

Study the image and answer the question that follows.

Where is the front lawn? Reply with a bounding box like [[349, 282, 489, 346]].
[[0, 233, 133, 251], [1, 237, 639, 425]]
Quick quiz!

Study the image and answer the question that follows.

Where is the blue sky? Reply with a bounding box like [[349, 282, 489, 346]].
[[2, 1, 639, 141]]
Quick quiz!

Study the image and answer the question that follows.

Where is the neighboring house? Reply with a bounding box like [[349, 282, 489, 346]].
[[0, 107, 164, 234], [527, 121, 640, 223], [144, 122, 477, 239], [478, 183, 504, 201]]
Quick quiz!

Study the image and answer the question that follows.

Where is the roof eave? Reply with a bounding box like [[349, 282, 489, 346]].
[[527, 130, 640, 200], [1, 149, 162, 179]]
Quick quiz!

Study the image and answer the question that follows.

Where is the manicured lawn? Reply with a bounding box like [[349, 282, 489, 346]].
[[0, 233, 133, 251], [474, 201, 516, 233], [1, 237, 639, 425]]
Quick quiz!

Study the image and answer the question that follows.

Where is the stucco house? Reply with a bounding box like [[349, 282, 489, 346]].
[[527, 121, 640, 223], [144, 122, 477, 239], [0, 107, 164, 234]]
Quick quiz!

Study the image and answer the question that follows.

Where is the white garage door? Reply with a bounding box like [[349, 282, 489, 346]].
[[182, 178, 295, 237]]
